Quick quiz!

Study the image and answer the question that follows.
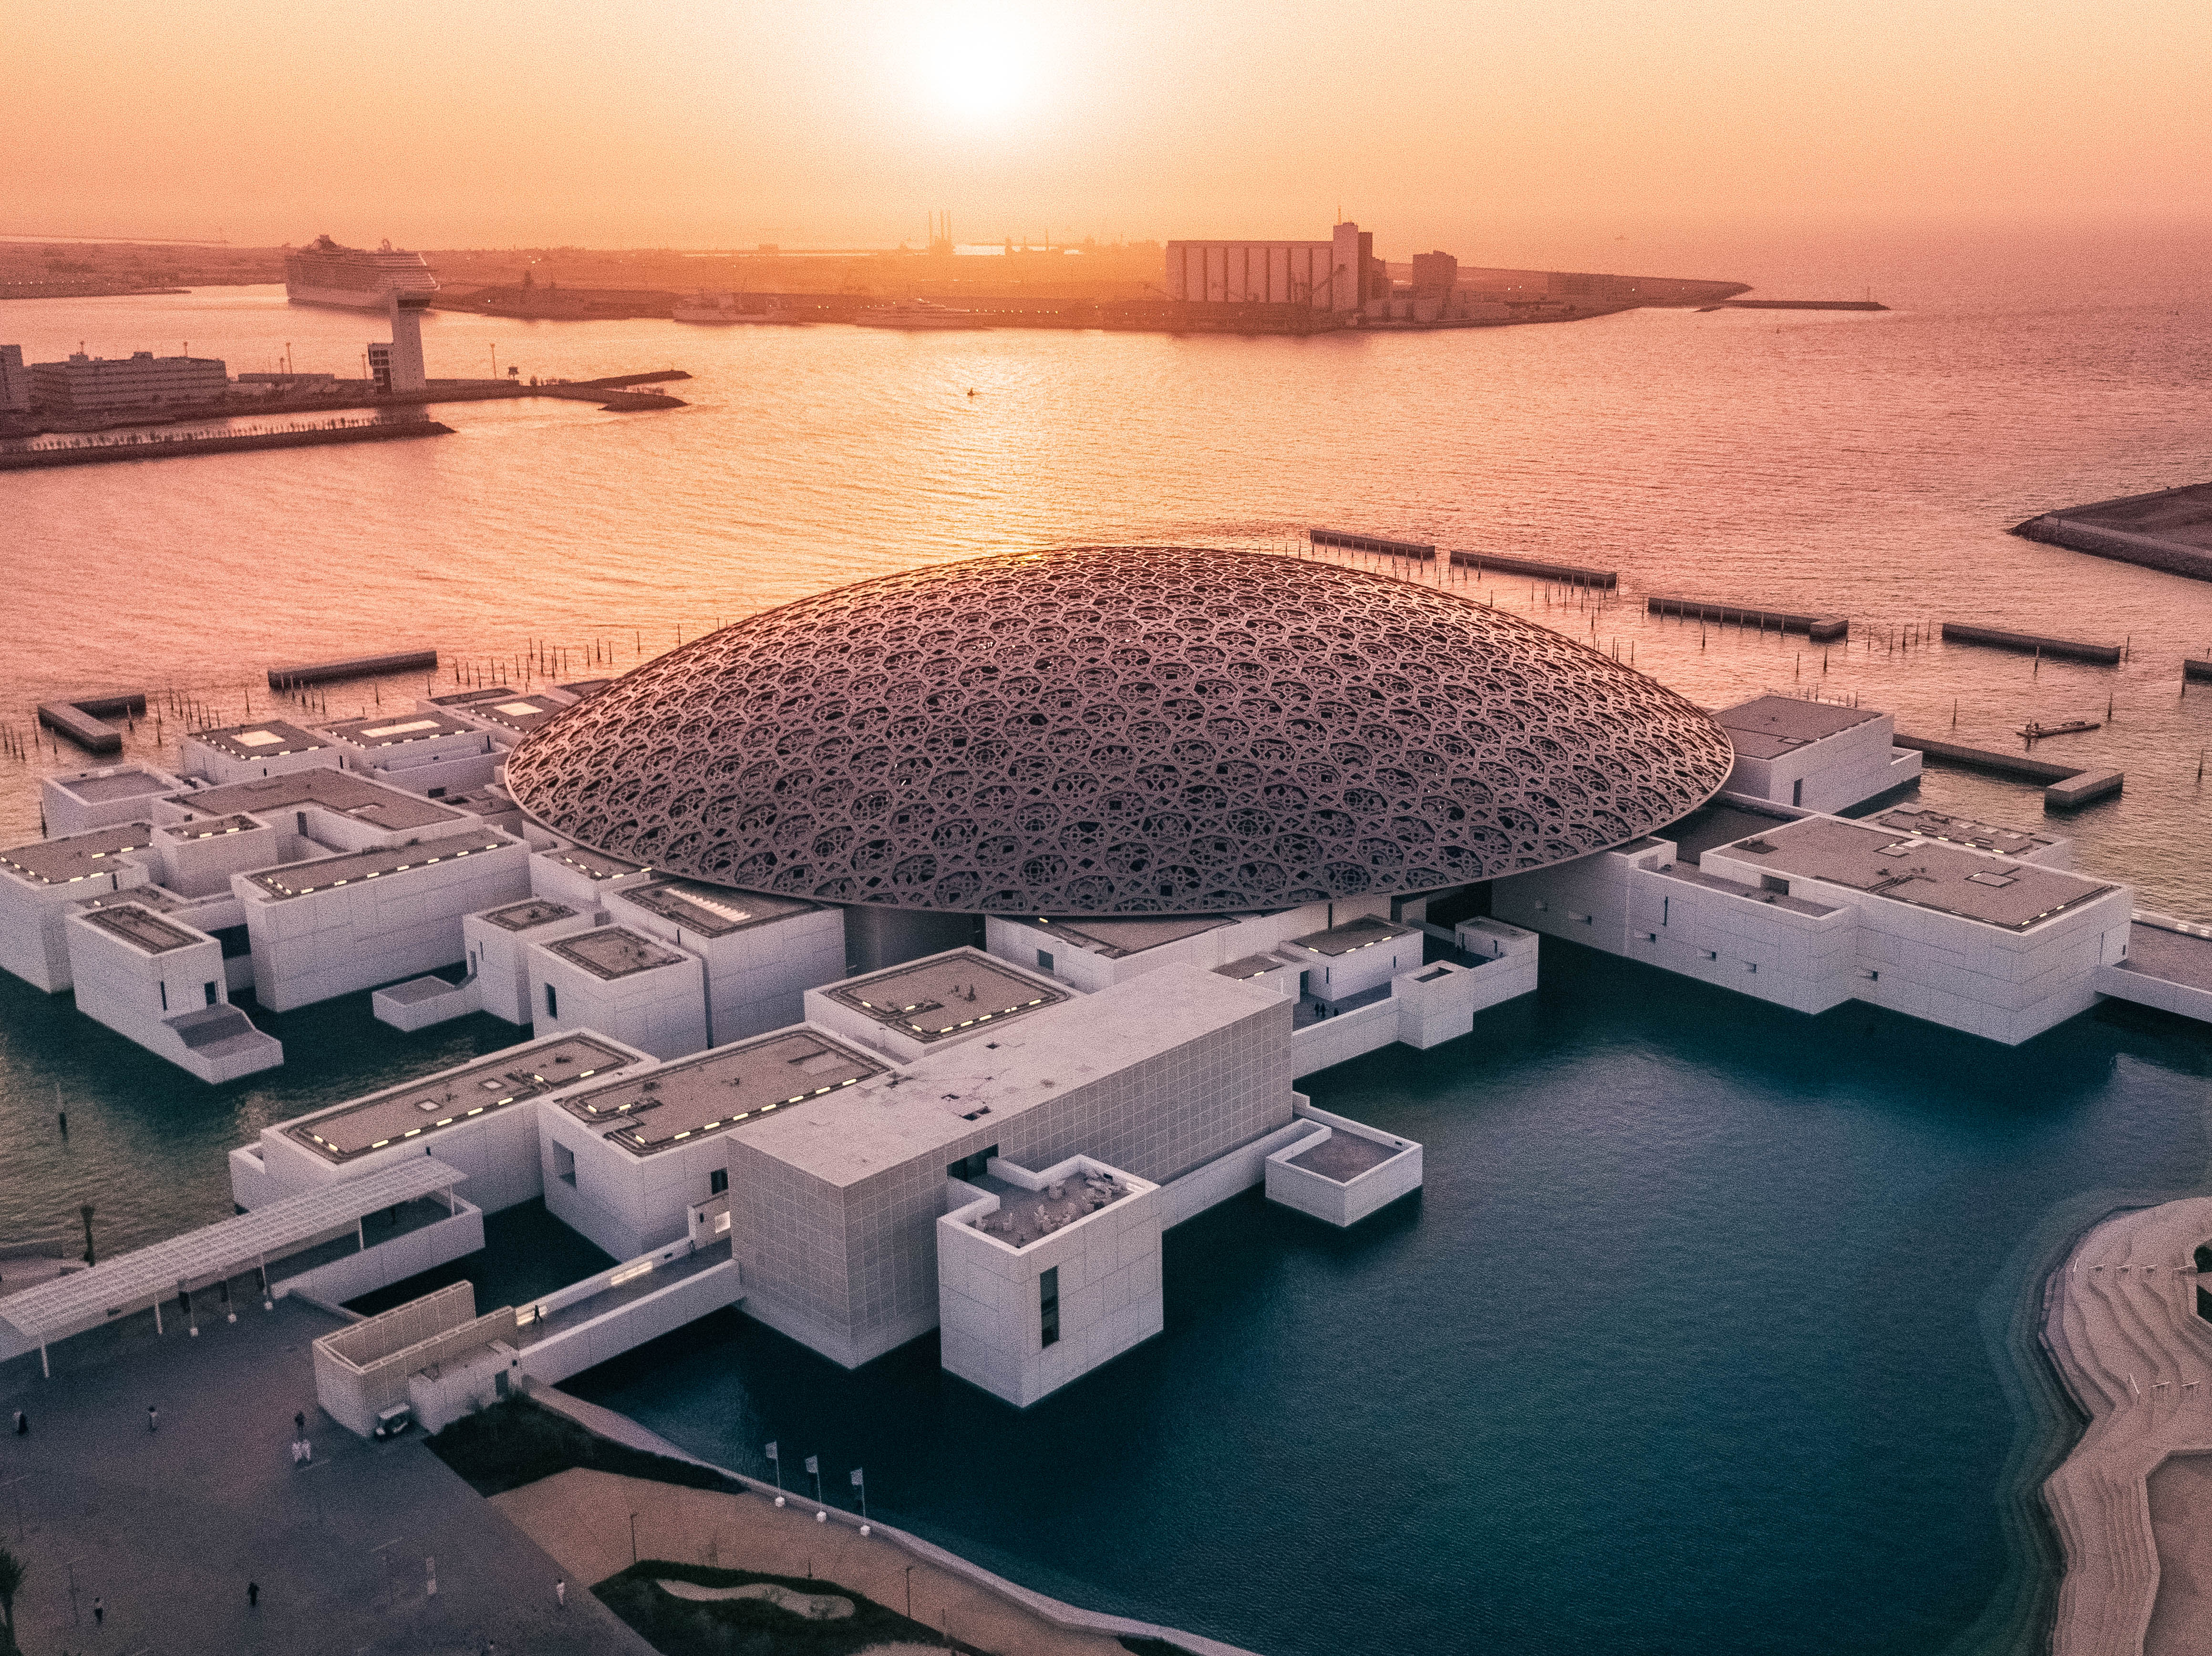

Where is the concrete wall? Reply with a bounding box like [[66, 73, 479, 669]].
[[237, 836, 531, 1011], [527, 940, 709, 1060], [41, 766, 184, 835], [0, 849, 159, 992], [519, 1257, 744, 1387], [732, 985, 1293, 1369], [1623, 869, 1859, 1017], [178, 737, 337, 787], [155, 817, 283, 897], [465, 903, 602, 1025], [539, 1109, 732, 1261], [2095, 960, 2212, 1025], [278, 1201, 485, 1308], [63, 906, 280, 1082], [1726, 713, 1917, 813], [938, 1157, 1163, 1408], [1264, 1107, 1423, 1227], [613, 895, 846, 1046], [984, 898, 1390, 996]]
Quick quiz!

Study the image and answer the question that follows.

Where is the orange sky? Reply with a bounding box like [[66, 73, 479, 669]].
[[10, 0, 2211, 263]]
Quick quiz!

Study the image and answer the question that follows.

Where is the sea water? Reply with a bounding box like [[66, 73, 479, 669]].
[[2, 223, 2211, 1651]]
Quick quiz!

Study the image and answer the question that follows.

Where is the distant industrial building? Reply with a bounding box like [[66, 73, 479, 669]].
[[1410, 251, 1459, 297], [1163, 222, 1386, 312], [0, 344, 30, 414], [30, 350, 228, 413]]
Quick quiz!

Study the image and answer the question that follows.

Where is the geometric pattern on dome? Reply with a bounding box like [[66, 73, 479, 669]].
[[505, 546, 1736, 916]]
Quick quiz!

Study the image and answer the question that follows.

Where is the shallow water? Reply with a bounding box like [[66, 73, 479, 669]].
[[3, 234, 2212, 1651]]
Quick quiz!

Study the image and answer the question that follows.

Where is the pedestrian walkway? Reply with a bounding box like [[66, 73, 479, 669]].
[[0, 1293, 653, 1656]]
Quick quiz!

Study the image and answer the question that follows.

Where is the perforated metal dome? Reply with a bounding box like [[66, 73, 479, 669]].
[[505, 547, 1733, 915]]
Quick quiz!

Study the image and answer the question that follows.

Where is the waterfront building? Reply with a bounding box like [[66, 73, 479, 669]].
[[30, 350, 227, 413], [1710, 694, 1922, 812], [367, 291, 431, 394], [0, 343, 30, 413], [1163, 221, 1385, 311]]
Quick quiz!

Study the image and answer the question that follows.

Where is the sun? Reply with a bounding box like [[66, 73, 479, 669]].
[[914, 13, 1040, 123]]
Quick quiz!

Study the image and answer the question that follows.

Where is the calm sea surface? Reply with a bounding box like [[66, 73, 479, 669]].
[[3, 229, 2212, 1652]]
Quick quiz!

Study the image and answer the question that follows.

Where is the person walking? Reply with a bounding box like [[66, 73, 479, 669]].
[[248, 1581, 259, 1608], [555, 1578, 567, 1608], [93, 1597, 104, 1625], [146, 1404, 159, 1432], [11, 1409, 24, 1436], [294, 1410, 306, 1436]]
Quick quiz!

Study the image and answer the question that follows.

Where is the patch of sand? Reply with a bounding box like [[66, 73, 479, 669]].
[[656, 1578, 854, 1617], [494, 1468, 1126, 1656]]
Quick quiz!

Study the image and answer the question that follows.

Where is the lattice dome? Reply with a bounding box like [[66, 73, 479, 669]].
[[506, 547, 1734, 915]]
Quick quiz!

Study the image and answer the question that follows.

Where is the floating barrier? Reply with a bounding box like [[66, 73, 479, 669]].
[[1644, 596, 1848, 642], [1447, 551, 1618, 589], [1310, 528, 1436, 562], [268, 650, 439, 690], [1938, 623, 2120, 666]]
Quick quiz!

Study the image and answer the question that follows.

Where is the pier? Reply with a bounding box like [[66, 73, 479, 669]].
[[0, 417, 452, 472], [36, 690, 146, 754], [1893, 735, 2123, 811], [1645, 595, 1848, 641], [2014, 482, 2212, 584], [1448, 550, 1617, 588], [268, 650, 440, 690], [1717, 298, 1889, 312], [1939, 622, 2121, 666]]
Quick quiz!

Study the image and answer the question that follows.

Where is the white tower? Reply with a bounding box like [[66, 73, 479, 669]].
[[374, 293, 429, 393]]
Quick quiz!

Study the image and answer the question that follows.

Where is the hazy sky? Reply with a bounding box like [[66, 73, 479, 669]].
[[10, 0, 2211, 262]]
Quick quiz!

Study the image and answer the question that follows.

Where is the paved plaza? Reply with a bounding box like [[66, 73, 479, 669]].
[[0, 1295, 654, 1656]]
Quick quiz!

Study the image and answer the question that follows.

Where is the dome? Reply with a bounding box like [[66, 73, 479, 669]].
[[505, 547, 1734, 915]]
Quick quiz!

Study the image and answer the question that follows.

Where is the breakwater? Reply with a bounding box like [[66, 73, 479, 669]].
[[1893, 735, 2124, 810], [1645, 595, 1849, 641], [1719, 298, 1890, 312], [2015, 485, 2212, 585], [1941, 623, 2123, 666], [0, 417, 453, 471], [36, 691, 146, 755], [268, 650, 439, 690], [1449, 550, 1618, 588]]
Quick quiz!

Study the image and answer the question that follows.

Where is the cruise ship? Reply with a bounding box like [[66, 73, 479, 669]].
[[853, 298, 987, 329], [672, 290, 795, 324], [284, 236, 438, 310]]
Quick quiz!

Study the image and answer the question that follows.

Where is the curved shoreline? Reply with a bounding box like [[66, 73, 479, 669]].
[[2036, 1198, 2212, 1655]]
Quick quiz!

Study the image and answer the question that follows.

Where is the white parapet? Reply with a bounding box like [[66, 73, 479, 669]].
[[938, 1154, 1163, 1409], [1264, 1104, 1422, 1227], [465, 896, 605, 1024], [0, 822, 160, 991], [527, 925, 709, 1060], [41, 764, 185, 836], [609, 879, 847, 1046]]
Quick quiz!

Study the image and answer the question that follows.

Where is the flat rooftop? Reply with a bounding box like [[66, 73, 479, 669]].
[[55, 768, 172, 804], [479, 897, 579, 934], [545, 925, 690, 981], [189, 720, 328, 761], [1717, 816, 2116, 932], [428, 686, 517, 708], [556, 679, 611, 699], [560, 1027, 888, 1155], [245, 835, 511, 899], [1714, 695, 1880, 760], [964, 1166, 1133, 1249], [2120, 920, 2212, 996], [740, 966, 1286, 1189], [284, 1034, 635, 1162], [76, 902, 204, 955], [1284, 915, 1418, 957], [75, 884, 190, 917], [823, 952, 1069, 1042], [318, 710, 480, 749], [159, 813, 262, 842], [1215, 952, 1290, 980], [1650, 860, 1840, 918], [1866, 808, 2057, 861], [539, 844, 649, 882], [616, 879, 816, 939], [460, 693, 568, 735], [1287, 1131, 1406, 1183], [1027, 915, 1233, 958], [0, 823, 153, 885], [175, 769, 464, 833], [1660, 800, 1799, 866]]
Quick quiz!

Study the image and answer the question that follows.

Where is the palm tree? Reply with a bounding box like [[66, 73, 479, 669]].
[[0, 1543, 24, 1656]]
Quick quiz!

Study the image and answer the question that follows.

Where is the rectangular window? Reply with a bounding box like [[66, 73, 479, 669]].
[[1037, 948, 1054, 973], [1791, 779, 1803, 807], [1761, 875, 1788, 894], [1662, 896, 1670, 926], [709, 1168, 728, 1196], [1040, 1266, 1060, 1348], [552, 1143, 577, 1187], [544, 982, 559, 1018], [204, 981, 218, 1006], [158, 980, 168, 1011]]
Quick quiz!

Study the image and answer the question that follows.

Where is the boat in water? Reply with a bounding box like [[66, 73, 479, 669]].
[[672, 290, 794, 324], [285, 236, 437, 310], [2019, 718, 2101, 740], [853, 298, 987, 330]]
